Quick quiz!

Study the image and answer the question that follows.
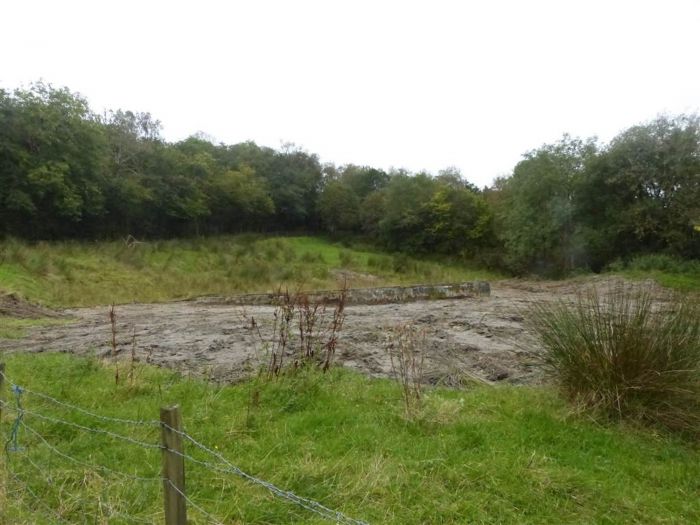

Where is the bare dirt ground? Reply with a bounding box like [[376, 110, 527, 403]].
[[0, 277, 660, 385]]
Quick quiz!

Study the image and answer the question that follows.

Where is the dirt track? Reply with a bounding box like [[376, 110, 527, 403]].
[[0, 277, 657, 385]]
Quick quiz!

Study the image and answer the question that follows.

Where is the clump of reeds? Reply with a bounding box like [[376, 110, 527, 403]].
[[529, 285, 700, 436]]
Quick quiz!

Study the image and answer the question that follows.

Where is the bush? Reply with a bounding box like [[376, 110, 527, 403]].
[[529, 285, 700, 436]]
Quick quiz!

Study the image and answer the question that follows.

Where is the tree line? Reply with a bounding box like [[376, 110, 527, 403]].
[[1, 82, 698, 274]]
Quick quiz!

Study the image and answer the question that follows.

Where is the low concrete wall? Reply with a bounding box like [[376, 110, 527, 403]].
[[204, 281, 490, 306]]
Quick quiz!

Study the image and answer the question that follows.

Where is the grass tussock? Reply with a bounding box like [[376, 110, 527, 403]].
[[530, 285, 700, 436]]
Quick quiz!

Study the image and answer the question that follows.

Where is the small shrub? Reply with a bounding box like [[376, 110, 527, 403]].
[[529, 285, 700, 435]]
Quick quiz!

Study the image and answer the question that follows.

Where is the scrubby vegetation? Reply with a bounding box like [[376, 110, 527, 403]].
[[529, 286, 700, 437], [1, 353, 698, 524]]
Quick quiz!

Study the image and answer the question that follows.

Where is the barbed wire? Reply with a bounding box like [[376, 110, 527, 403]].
[[162, 423, 370, 525], [4, 458, 67, 523], [11, 404, 162, 450], [19, 420, 163, 483], [1, 377, 371, 525], [0, 369, 160, 428], [7, 448, 155, 525]]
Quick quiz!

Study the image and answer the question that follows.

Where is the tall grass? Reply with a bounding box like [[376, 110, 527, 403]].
[[0, 235, 501, 307], [529, 286, 700, 435]]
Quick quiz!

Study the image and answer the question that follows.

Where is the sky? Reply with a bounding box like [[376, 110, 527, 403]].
[[2, 0, 699, 187]]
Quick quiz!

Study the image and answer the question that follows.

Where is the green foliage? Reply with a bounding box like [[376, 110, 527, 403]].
[[1, 353, 698, 524], [580, 115, 700, 264], [376, 171, 492, 255], [0, 82, 108, 238], [318, 180, 360, 233], [529, 286, 700, 436], [494, 135, 597, 275]]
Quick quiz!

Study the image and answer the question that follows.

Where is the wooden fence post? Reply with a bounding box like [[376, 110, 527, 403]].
[[161, 405, 187, 525], [0, 362, 5, 423]]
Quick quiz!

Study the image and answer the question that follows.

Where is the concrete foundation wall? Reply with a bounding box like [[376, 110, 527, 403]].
[[204, 281, 490, 306]]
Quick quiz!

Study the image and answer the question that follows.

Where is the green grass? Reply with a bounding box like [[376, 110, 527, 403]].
[[0, 317, 72, 339], [608, 254, 700, 292], [0, 236, 501, 307], [620, 270, 700, 292], [1, 353, 698, 524]]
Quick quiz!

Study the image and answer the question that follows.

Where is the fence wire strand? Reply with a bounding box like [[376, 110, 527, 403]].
[[4, 457, 67, 523], [1, 374, 370, 525], [162, 423, 370, 525], [8, 447, 155, 525], [5, 452, 67, 523], [20, 420, 164, 483], [15, 405, 162, 450], [0, 369, 160, 427]]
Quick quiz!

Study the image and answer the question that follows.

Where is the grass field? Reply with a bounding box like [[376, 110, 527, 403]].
[[0, 236, 501, 308], [0, 353, 698, 524]]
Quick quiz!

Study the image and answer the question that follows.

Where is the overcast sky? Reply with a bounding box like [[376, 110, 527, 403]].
[[2, 0, 699, 187]]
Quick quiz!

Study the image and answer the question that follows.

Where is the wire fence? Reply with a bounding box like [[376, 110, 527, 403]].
[[0, 366, 370, 525]]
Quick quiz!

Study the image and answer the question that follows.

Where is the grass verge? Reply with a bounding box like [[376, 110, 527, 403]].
[[1, 353, 698, 524]]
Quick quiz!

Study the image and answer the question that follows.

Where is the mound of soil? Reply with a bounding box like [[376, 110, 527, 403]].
[[0, 293, 62, 319]]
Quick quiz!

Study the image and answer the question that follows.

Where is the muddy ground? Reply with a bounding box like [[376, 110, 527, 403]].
[[0, 277, 660, 385]]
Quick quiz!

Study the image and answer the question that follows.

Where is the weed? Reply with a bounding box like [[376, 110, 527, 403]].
[[385, 323, 427, 418], [245, 284, 348, 380], [321, 284, 347, 372]]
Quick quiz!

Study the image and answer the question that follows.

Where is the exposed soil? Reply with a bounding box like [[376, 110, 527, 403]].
[[0, 277, 662, 385], [0, 293, 65, 319]]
